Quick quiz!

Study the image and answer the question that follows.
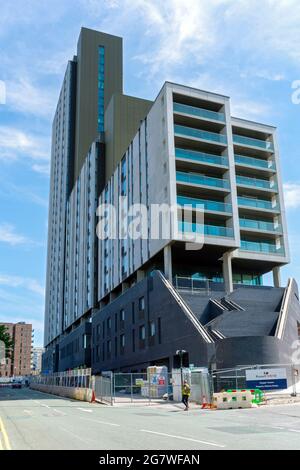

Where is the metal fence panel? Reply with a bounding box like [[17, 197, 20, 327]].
[[212, 363, 300, 396], [94, 375, 113, 405]]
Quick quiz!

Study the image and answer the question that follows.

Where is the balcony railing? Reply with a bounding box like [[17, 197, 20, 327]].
[[173, 102, 225, 122], [239, 218, 282, 232], [236, 175, 277, 191], [235, 154, 276, 170], [174, 124, 228, 145], [238, 196, 278, 211], [178, 221, 234, 238], [233, 134, 274, 151], [177, 195, 232, 214], [241, 240, 284, 255], [176, 171, 230, 189], [175, 148, 228, 167]]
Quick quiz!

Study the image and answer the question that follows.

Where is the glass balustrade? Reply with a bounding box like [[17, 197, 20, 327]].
[[173, 102, 225, 122], [177, 196, 232, 213], [236, 175, 277, 190], [239, 219, 282, 232], [176, 171, 229, 189], [233, 134, 274, 151], [178, 221, 233, 238], [238, 196, 278, 211], [174, 124, 228, 144], [175, 148, 228, 166], [241, 240, 284, 255], [235, 154, 276, 170]]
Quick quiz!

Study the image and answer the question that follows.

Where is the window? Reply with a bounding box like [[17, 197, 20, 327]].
[[132, 329, 135, 353], [120, 334, 125, 349], [150, 321, 156, 337], [115, 313, 118, 332], [139, 326, 146, 341], [158, 317, 162, 344], [107, 317, 111, 331], [107, 340, 111, 355], [297, 322, 300, 338], [139, 297, 145, 311], [114, 337, 118, 356], [120, 309, 125, 322], [132, 302, 135, 324]]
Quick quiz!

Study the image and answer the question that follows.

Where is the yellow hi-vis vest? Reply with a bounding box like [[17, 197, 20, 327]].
[[182, 384, 191, 396]]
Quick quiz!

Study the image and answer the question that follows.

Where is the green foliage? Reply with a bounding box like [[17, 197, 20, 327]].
[[0, 325, 14, 359]]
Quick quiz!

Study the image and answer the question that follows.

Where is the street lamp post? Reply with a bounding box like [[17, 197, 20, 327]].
[[176, 349, 187, 394]]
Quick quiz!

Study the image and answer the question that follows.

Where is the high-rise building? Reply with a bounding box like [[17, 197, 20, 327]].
[[31, 347, 44, 373], [0, 322, 33, 377], [43, 28, 300, 374]]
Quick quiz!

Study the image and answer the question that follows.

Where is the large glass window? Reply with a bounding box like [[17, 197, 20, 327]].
[[98, 46, 105, 132]]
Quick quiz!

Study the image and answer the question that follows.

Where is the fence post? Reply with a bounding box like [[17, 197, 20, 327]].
[[291, 365, 297, 397]]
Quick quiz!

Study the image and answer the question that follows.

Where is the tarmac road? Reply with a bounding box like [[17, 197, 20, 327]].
[[1, 387, 300, 450]]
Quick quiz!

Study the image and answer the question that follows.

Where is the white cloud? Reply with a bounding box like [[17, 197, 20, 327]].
[[0, 223, 44, 249], [283, 183, 300, 209], [0, 126, 50, 174], [0, 274, 45, 297], [7, 78, 57, 118], [0, 224, 28, 246]]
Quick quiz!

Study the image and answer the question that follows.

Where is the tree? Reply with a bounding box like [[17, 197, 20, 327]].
[[0, 325, 14, 360]]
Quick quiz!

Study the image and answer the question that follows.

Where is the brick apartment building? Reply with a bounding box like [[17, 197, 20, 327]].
[[0, 322, 33, 377]]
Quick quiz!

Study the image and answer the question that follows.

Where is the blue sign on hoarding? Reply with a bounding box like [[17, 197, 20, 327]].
[[245, 368, 288, 391]]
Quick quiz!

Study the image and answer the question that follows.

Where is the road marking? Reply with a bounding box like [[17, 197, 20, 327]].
[[53, 409, 67, 416], [140, 430, 226, 448], [79, 417, 121, 427], [59, 426, 93, 445], [77, 408, 93, 413], [288, 429, 300, 433], [0, 417, 11, 451], [23, 410, 33, 415]]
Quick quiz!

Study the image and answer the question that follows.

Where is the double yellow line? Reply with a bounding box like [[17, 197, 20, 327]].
[[0, 417, 11, 450]]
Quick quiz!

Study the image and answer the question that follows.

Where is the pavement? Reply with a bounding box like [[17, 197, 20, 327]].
[[1, 387, 300, 450]]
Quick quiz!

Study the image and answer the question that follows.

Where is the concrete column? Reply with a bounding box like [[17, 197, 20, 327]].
[[273, 266, 281, 288], [122, 282, 129, 293], [222, 251, 233, 294], [137, 270, 145, 282], [164, 245, 173, 282]]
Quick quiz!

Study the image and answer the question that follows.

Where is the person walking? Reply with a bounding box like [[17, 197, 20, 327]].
[[182, 380, 191, 411]]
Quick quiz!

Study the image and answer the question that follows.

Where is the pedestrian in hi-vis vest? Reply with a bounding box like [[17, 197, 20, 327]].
[[182, 380, 191, 411]]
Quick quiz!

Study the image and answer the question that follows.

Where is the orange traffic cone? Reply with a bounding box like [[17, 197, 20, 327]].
[[201, 395, 208, 409], [90, 389, 96, 404]]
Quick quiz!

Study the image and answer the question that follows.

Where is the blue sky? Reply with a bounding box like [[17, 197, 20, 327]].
[[0, 0, 300, 346]]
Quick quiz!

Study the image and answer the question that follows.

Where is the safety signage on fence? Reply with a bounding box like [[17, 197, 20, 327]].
[[245, 368, 288, 391]]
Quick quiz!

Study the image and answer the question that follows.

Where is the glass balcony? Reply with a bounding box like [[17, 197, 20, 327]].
[[174, 124, 228, 145], [176, 171, 230, 189], [233, 134, 274, 151], [236, 175, 277, 191], [238, 196, 278, 211], [175, 148, 228, 167], [178, 221, 234, 238], [235, 154, 276, 170], [241, 240, 284, 255], [173, 102, 225, 122], [239, 218, 282, 232], [177, 195, 232, 214]]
